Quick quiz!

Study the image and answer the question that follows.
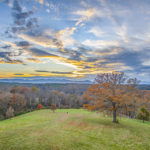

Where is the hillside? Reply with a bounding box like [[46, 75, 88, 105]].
[[0, 109, 150, 150]]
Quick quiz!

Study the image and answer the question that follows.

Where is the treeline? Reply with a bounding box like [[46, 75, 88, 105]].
[[1, 75, 150, 123], [0, 83, 89, 96], [0, 86, 85, 120]]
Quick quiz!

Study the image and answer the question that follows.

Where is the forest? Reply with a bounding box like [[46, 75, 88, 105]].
[[0, 72, 150, 123], [0, 84, 87, 120]]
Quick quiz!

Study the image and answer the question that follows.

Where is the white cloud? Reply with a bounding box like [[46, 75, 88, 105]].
[[46, 9, 50, 13], [117, 25, 129, 43], [82, 39, 120, 48], [73, 8, 103, 26], [88, 26, 104, 37], [142, 60, 150, 66], [18, 34, 59, 49], [56, 27, 76, 47]]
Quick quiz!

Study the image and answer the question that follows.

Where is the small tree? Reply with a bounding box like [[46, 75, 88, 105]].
[[137, 106, 149, 122], [6, 106, 14, 118], [37, 104, 43, 110], [50, 104, 57, 112]]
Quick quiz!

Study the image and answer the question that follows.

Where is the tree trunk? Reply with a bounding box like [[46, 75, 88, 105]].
[[113, 109, 117, 123]]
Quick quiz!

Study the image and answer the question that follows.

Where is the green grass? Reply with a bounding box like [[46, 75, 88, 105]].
[[0, 109, 150, 150]]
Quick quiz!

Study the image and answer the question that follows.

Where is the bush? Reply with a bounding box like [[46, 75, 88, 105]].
[[37, 104, 43, 110], [50, 104, 57, 112], [137, 106, 150, 122]]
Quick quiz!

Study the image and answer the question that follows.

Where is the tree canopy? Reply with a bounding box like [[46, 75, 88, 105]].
[[83, 72, 142, 123]]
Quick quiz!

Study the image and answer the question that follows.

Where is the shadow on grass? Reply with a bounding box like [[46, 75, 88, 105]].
[[83, 116, 150, 133]]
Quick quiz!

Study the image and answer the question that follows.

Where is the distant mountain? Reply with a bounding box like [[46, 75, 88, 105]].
[[138, 84, 150, 90], [0, 77, 93, 84], [1, 77, 150, 90]]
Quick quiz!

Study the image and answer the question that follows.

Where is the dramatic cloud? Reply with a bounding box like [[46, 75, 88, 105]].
[[27, 48, 58, 58], [6, 0, 38, 34], [0, 0, 150, 82], [0, 51, 26, 64], [18, 32, 64, 50], [16, 41, 32, 48], [82, 40, 120, 48], [35, 70, 73, 74], [26, 58, 42, 63]]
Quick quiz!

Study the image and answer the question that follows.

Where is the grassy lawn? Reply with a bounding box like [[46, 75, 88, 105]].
[[0, 109, 150, 150]]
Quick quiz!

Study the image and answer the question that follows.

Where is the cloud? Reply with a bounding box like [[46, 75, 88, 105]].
[[88, 26, 105, 37], [2, 41, 20, 50], [50, 71, 73, 74], [0, 40, 30, 65], [35, 70, 73, 74], [35, 70, 50, 73], [16, 41, 32, 48], [53, 8, 100, 49], [82, 39, 120, 48], [75, 8, 97, 26], [27, 48, 58, 58], [62, 48, 83, 61], [0, 51, 26, 65], [101, 48, 147, 73], [17, 8, 100, 53], [56, 27, 76, 48], [98, 0, 117, 25], [90, 47, 122, 56], [26, 58, 42, 63], [6, 0, 39, 34], [1, 45, 11, 49], [116, 25, 129, 43], [1, 0, 150, 81], [142, 60, 150, 66], [97, 0, 131, 44], [18, 32, 64, 50], [105, 63, 132, 71], [46, 9, 50, 13], [14, 73, 24, 75], [0, 59, 26, 65], [12, 1, 32, 20]]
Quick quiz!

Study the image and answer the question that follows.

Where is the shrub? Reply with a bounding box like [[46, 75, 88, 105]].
[[50, 104, 57, 112], [137, 106, 150, 122], [37, 104, 43, 110]]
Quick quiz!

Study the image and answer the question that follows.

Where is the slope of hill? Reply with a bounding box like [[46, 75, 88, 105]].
[[0, 109, 150, 150]]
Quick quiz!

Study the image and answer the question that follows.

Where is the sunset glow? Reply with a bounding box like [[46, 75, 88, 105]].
[[0, 0, 150, 82]]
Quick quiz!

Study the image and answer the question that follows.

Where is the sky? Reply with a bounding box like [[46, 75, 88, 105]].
[[0, 0, 150, 83]]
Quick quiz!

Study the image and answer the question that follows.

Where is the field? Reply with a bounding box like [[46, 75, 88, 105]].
[[0, 109, 150, 150]]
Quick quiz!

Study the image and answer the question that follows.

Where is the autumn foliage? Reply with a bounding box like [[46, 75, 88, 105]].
[[83, 71, 149, 123], [50, 104, 57, 112], [37, 104, 43, 110]]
